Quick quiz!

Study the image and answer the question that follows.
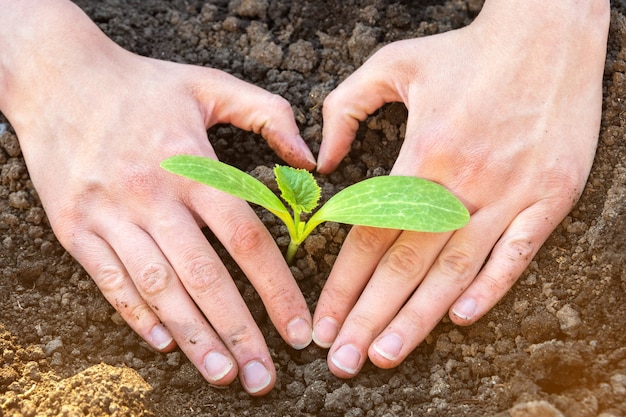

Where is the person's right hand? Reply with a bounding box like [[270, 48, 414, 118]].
[[0, 0, 315, 395]]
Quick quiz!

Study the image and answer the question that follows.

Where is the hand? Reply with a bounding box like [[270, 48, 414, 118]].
[[313, 0, 610, 377], [0, 0, 315, 395]]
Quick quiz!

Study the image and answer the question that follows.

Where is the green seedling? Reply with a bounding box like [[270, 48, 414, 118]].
[[161, 155, 470, 264]]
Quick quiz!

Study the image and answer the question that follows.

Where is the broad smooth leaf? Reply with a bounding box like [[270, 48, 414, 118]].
[[274, 165, 321, 214], [160, 155, 289, 217], [307, 175, 469, 233]]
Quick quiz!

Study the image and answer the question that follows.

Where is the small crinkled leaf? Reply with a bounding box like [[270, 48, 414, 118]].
[[308, 176, 469, 233], [274, 165, 321, 214], [161, 155, 289, 216]]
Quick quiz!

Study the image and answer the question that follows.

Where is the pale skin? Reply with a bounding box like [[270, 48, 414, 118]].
[[0, 0, 610, 393], [313, 0, 610, 377], [0, 0, 316, 396]]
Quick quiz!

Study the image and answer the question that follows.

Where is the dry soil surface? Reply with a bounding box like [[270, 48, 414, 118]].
[[1, 1, 626, 416]]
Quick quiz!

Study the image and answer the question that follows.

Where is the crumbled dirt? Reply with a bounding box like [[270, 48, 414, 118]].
[[1, 1, 626, 416]]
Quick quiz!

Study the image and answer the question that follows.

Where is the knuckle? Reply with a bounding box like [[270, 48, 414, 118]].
[[384, 242, 424, 280], [224, 324, 255, 349], [255, 94, 291, 135], [322, 86, 356, 118], [322, 89, 340, 112], [268, 93, 291, 113], [179, 321, 252, 350], [348, 313, 379, 338], [320, 283, 355, 307], [48, 214, 79, 248], [502, 236, 535, 264], [123, 302, 154, 324], [349, 226, 389, 256], [264, 284, 292, 308], [48, 203, 96, 252], [179, 325, 208, 347], [121, 166, 159, 201], [478, 271, 511, 294], [483, 236, 535, 289], [182, 253, 226, 294], [229, 219, 267, 257], [399, 307, 430, 331], [94, 266, 128, 294], [93, 266, 160, 325], [135, 263, 172, 296], [437, 246, 476, 282]]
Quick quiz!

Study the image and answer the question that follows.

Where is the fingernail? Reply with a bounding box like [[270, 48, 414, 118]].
[[373, 333, 403, 361], [331, 344, 361, 375], [150, 324, 174, 350], [297, 135, 317, 166], [287, 317, 312, 350], [316, 143, 327, 173], [242, 360, 272, 394], [312, 317, 339, 348], [452, 298, 477, 320], [204, 352, 234, 382]]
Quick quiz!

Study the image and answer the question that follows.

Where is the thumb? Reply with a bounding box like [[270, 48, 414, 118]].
[[192, 68, 316, 170], [318, 43, 409, 174]]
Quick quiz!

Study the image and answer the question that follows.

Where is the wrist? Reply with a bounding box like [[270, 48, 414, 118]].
[[0, 0, 127, 123], [470, 0, 610, 75], [477, 0, 610, 39]]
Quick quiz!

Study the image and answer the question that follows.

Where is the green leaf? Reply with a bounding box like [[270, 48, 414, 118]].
[[274, 165, 321, 214], [161, 155, 289, 218], [307, 175, 469, 233]]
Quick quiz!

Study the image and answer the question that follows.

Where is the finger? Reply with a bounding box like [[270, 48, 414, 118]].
[[360, 205, 506, 369], [190, 68, 316, 170], [100, 219, 253, 390], [318, 43, 408, 174], [325, 230, 449, 377], [313, 226, 399, 349], [189, 188, 314, 353], [145, 204, 280, 395], [449, 200, 564, 326], [68, 232, 176, 353]]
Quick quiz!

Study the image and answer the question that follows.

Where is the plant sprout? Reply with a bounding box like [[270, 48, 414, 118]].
[[161, 155, 470, 264]]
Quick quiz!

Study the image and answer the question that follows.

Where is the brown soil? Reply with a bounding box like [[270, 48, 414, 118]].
[[1, 1, 626, 416]]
